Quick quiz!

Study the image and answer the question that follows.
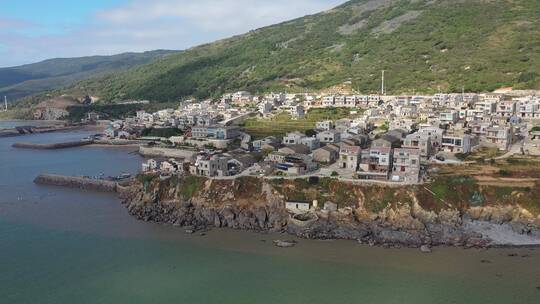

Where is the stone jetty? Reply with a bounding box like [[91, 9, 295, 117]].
[[13, 140, 93, 150], [34, 174, 118, 192]]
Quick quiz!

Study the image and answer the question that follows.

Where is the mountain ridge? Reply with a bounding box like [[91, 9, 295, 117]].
[[16, 0, 540, 105], [0, 50, 179, 101]]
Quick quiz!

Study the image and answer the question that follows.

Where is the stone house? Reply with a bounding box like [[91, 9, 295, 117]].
[[313, 146, 339, 163], [278, 144, 311, 155]]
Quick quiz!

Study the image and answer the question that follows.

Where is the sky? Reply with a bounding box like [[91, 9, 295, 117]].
[[0, 0, 344, 67]]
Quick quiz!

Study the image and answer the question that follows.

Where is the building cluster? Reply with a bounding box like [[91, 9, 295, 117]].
[[108, 89, 540, 184], [103, 99, 250, 143]]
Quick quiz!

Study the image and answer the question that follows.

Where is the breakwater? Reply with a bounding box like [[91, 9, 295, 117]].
[[34, 174, 118, 192], [13, 140, 93, 150], [0, 125, 82, 138]]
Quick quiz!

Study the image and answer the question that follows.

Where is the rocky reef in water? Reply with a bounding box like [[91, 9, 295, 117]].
[[120, 175, 540, 248]]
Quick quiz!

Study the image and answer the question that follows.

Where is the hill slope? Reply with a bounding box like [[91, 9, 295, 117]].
[[0, 50, 178, 101], [52, 0, 540, 102]]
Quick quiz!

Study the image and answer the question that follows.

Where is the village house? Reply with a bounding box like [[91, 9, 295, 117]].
[[339, 145, 361, 171], [496, 100, 516, 117], [160, 159, 184, 175], [282, 132, 306, 145], [316, 120, 334, 131], [322, 96, 336, 107], [439, 110, 459, 124], [317, 130, 341, 144], [300, 137, 320, 151], [142, 159, 158, 172], [253, 136, 280, 151], [441, 132, 475, 153], [191, 125, 240, 140], [267, 152, 287, 163], [313, 146, 339, 163], [358, 147, 393, 181], [279, 144, 311, 155], [290, 105, 305, 119], [516, 97, 540, 118], [189, 154, 230, 177], [403, 133, 432, 160], [391, 148, 421, 183], [335, 119, 352, 132], [485, 125, 514, 151]]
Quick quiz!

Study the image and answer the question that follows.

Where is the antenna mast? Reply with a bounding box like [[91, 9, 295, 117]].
[[381, 70, 385, 96]]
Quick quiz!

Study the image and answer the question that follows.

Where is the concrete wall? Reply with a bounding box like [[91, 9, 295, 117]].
[[139, 146, 197, 160]]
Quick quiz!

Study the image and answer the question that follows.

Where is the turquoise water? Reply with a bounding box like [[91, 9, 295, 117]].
[[0, 126, 539, 303]]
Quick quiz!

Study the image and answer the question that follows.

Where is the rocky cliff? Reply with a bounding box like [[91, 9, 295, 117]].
[[120, 175, 540, 248]]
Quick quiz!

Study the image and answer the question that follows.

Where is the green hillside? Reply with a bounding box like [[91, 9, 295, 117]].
[[0, 50, 178, 101], [35, 0, 540, 103]]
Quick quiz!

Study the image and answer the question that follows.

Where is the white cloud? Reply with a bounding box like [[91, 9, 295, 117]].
[[0, 0, 344, 67]]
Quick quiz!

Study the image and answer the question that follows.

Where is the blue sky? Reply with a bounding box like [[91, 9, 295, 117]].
[[0, 0, 344, 67]]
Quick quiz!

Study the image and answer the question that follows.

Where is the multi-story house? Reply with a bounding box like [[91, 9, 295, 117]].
[[290, 105, 305, 119], [496, 100, 516, 117], [358, 147, 393, 181], [345, 96, 358, 107], [391, 148, 421, 183], [469, 121, 491, 137], [516, 98, 539, 119], [485, 125, 514, 151], [299, 137, 320, 151], [192, 126, 240, 140], [418, 126, 444, 151], [441, 132, 475, 153], [317, 130, 341, 144], [339, 145, 361, 171], [439, 110, 459, 124], [474, 100, 497, 115], [322, 96, 336, 107], [334, 96, 346, 107], [190, 154, 230, 177], [403, 133, 432, 160], [316, 120, 334, 131], [335, 119, 352, 132], [282, 132, 306, 145]]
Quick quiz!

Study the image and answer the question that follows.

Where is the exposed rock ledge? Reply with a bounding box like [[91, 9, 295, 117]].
[[119, 177, 540, 248]]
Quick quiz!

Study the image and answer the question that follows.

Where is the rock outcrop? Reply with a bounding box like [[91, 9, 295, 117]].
[[120, 175, 540, 248]]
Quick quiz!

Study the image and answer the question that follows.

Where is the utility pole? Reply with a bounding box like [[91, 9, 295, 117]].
[[3, 96, 7, 112], [381, 70, 385, 96]]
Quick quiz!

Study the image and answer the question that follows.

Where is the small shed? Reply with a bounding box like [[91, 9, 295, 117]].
[[285, 201, 312, 213]]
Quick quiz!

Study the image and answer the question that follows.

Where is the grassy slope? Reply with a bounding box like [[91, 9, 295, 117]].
[[244, 108, 360, 139], [54, 0, 540, 103]]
